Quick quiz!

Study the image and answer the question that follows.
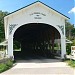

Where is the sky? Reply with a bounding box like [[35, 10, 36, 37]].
[[0, 0, 75, 25]]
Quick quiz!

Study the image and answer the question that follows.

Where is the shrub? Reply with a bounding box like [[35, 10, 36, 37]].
[[6, 60, 13, 67], [66, 44, 71, 55], [0, 60, 13, 73], [0, 64, 8, 73], [68, 60, 75, 68]]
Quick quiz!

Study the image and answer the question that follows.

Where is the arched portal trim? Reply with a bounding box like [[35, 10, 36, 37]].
[[12, 23, 63, 38]]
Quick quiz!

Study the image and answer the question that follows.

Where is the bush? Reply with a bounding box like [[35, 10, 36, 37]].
[[6, 60, 13, 67], [66, 44, 71, 55], [0, 60, 13, 73], [0, 64, 8, 73], [68, 60, 75, 68]]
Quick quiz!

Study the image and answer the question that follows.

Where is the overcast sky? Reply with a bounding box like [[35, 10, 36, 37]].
[[0, 0, 74, 25]]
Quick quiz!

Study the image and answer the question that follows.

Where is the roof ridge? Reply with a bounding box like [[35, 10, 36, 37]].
[[5, 1, 69, 19]]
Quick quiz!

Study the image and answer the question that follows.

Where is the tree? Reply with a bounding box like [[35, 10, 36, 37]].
[[65, 21, 74, 40], [65, 21, 75, 55], [71, 27, 75, 40], [0, 11, 8, 42]]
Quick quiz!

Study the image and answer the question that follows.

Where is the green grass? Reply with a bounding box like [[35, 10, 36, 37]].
[[65, 59, 75, 68], [0, 60, 13, 73], [68, 60, 75, 68], [0, 63, 8, 73], [6, 60, 13, 67]]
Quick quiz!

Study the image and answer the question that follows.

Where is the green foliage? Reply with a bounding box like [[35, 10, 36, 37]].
[[0, 11, 8, 42], [65, 21, 75, 54], [65, 60, 75, 68], [13, 40, 21, 49], [68, 60, 75, 68], [66, 44, 71, 55], [71, 28, 75, 38], [0, 63, 8, 73], [6, 60, 13, 67], [72, 39, 75, 45], [65, 21, 74, 40], [0, 60, 13, 73]]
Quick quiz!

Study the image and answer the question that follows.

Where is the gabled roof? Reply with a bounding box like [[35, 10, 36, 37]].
[[5, 1, 70, 19]]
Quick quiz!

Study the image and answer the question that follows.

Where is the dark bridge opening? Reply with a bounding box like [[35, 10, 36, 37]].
[[13, 23, 61, 60]]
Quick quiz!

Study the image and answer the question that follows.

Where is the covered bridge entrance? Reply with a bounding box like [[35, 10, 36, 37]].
[[4, 1, 69, 60], [13, 23, 60, 59]]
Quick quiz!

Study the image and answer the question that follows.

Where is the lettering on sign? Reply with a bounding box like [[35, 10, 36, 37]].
[[30, 12, 46, 19]]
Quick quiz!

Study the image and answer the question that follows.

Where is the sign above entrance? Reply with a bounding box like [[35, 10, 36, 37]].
[[30, 12, 46, 19]]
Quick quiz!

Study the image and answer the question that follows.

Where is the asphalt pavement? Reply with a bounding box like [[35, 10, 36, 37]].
[[0, 59, 75, 75]]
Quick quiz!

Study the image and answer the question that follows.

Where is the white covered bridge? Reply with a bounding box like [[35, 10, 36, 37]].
[[0, 1, 72, 60]]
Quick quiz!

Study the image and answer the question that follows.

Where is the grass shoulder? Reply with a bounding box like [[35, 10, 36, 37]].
[[65, 59, 75, 68], [0, 59, 13, 73]]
